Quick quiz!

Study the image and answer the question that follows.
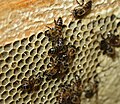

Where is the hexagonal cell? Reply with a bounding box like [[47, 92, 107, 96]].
[[5, 96, 12, 104], [1, 52, 8, 59], [14, 54, 21, 61], [5, 56, 13, 63], [9, 88, 16, 95], [0, 60, 5, 67], [17, 46, 25, 53], [1, 91, 8, 99], [29, 34, 36, 42], [0, 86, 5, 94], [21, 38, 28, 46], [22, 51, 29, 59], [25, 57, 33, 64], [25, 43, 33, 51], [2, 78, 9, 85], [4, 44, 12, 51], [2, 64, 9, 73], [13, 40, 20, 48]]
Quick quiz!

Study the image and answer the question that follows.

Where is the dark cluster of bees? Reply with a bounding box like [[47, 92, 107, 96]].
[[19, 0, 120, 103], [57, 75, 98, 104], [44, 17, 76, 79]]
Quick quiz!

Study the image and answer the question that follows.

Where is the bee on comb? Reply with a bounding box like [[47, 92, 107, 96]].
[[72, 0, 92, 19]]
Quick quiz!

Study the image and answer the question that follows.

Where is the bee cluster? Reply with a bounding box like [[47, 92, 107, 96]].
[[44, 17, 76, 79], [20, 73, 43, 93], [18, 0, 120, 103], [57, 75, 98, 104]]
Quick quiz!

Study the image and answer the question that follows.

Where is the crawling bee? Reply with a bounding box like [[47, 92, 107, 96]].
[[20, 74, 43, 93], [84, 80, 99, 99], [45, 17, 64, 42], [106, 32, 120, 47], [100, 35, 115, 57], [21, 78, 31, 93], [57, 84, 80, 104], [72, 75, 83, 93], [73, 0, 92, 19]]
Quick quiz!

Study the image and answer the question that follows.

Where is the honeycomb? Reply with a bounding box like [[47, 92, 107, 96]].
[[0, 0, 120, 104]]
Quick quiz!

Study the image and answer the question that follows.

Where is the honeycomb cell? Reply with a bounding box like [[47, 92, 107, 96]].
[[34, 98, 40, 104], [9, 88, 16, 95], [81, 24, 86, 31], [47, 93, 52, 99], [2, 78, 9, 85], [98, 17, 104, 25], [23, 95, 30, 103], [65, 29, 73, 37], [29, 62, 35, 69], [21, 65, 28, 72], [0, 59, 4, 67], [10, 75, 16, 82], [0, 86, 4, 93], [0, 99, 4, 104], [22, 51, 29, 59], [5, 96, 12, 104], [26, 43, 33, 51], [10, 101, 15, 104], [41, 51, 47, 58], [31, 93, 37, 100], [29, 34, 36, 42], [37, 32, 43, 39], [5, 56, 13, 63], [36, 59, 42, 67], [77, 20, 82, 27], [17, 46, 25, 53], [17, 73, 24, 80], [18, 59, 24, 67], [6, 69, 13, 77], [68, 21, 76, 28], [13, 93, 19, 100], [44, 57, 49, 64], [4, 44, 12, 51], [1, 52, 8, 58], [37, 45, 44, 54], [41, 96, 46, 102], [25, 70, 31, 77], [41, 37, 48, 45], [35, 40, 40, 47], [40, 65, 45, 71], [2, 64, 9, 72], [30, 49, 37, 56], [33, 54, 40, 62], [21, 38, 28, 46], [14, 54, 21, 61], [1, 91, 8, 98], [13, 80, 20, 87], [25, 57, 32, 64], [11, 62, 17, 68], [93, 20, 98, 28], [13, 40, 20, 48]]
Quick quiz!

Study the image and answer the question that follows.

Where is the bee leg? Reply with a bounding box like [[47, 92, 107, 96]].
[[75, 0, 84, 6]]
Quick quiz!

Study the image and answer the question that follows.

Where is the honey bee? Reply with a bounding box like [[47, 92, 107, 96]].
[[21, 78, 31, 93], [84, 80, 99, 99], [45, 17, 64, 42], [100, 35, 115, 57], [54, 17, 63, 32], [57, 84, 81, 104], [20, 74, 43, 93], [106, 32, 120, 47], [44, 62, 58, 78], [72, 75, 83, 93], [72, 0, 92, 19]]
